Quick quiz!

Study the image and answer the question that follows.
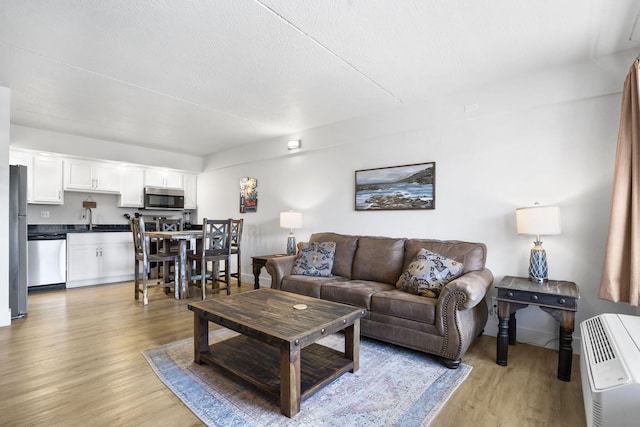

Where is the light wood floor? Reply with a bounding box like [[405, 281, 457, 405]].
[[0, 281, 586, 426]]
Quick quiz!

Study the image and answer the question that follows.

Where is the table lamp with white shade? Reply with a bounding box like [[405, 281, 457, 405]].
[[280, 211, 302, 255], [516, 204, 561, 283]]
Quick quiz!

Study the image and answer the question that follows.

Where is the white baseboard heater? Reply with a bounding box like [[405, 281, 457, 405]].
[[580, 313, 640, 427]]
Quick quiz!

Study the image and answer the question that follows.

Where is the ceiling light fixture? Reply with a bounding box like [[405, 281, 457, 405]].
[[287, 140, 301, 150]]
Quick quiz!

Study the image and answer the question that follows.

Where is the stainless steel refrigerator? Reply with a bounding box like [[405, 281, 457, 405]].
[[9, 164, 28, 318]]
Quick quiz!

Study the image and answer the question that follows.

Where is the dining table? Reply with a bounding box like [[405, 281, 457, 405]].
[[146, 230, 202, 299]]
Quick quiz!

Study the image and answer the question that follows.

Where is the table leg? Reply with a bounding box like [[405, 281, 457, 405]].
[[280, 340, 301, 418], [252, 262, 260, 289], [193, 311, 209, 365], [508, 311, 517, 345], [252, 261, 264, 289], [496, 300, 510, 366], [344, 319, 361, 372], [179, 240, 188, 299], [557, 311, 575, 382]]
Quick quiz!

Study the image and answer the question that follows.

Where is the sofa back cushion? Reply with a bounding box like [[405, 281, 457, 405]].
[[309, 232, 359, 278], [403, 239, 487, 274], [352, 236, 406, 285]]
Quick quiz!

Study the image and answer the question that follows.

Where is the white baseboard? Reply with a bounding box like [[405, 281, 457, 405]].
[[484, 316, 581, 355], [240, 272, 270, 288], [66, 275, 134, 288], [0, 308, 11, 327]]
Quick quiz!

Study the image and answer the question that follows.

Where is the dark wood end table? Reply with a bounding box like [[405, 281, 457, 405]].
[[187, 288, 365, 417], [496, 275, 579, 381], [251, 254, 289, 288]]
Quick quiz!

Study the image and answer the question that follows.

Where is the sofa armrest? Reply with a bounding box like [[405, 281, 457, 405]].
[[439, 268, 494, 310], [435, 267, 493, 361], [265, 255, 297, 289]]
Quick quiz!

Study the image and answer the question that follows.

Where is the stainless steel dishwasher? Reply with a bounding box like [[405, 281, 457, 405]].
[[27, 232, 67, 291]]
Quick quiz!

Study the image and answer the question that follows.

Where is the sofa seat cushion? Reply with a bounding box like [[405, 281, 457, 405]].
[[371, 289, 437, 325], [320, 280, 396, 310], [352, 236, 406, 284], [310, 232, 359, 278], [281, 275, 350, 298]]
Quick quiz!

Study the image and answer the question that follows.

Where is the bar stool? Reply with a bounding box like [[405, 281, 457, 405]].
[[131, 217, 179, 305], [220, 219, 243, 287], [187, 218, 232, 299]]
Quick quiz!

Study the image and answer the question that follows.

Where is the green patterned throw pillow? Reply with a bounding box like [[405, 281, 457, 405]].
[[396, 248, 464, 298], [291, 241, 337, 277]]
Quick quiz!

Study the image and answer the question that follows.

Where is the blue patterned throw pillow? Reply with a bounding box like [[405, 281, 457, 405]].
[[291, 241, 337, 277], [396, 248, 464, 298]]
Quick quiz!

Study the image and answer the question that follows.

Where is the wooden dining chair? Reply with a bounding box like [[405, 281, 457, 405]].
[[157, 217, 183, 279], [187, 218, 233, 299], [131, 217, 180, 305], [220, 218, 243, 287], [158, 217, 183, 232]]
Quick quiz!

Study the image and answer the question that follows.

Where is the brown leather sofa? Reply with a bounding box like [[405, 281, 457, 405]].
[[265, 232, 493, 368]]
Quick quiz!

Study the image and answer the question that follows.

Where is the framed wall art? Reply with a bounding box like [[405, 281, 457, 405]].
[[355, 162, 435, 211], [239, 177, 258, 213]]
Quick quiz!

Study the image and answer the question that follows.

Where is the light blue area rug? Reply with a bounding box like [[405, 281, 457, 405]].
[[142, 329, 471, 426]]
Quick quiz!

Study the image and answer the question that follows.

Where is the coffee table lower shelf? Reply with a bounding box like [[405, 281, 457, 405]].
[[199, 334, 354, 403]]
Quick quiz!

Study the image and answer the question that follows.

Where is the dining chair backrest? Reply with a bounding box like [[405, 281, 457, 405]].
[[131, 217, 148, 260], [202, 219, 233, 255], [159, 218, 183, 232], [230, 219, 243, 248]]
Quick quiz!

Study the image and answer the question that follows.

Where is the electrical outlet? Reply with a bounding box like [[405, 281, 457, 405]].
[[40, 210, 50, 218], [489, 297, 498, 316]]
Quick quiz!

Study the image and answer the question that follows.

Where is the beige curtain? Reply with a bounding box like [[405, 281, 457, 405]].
[[599, 60, 640, 306]]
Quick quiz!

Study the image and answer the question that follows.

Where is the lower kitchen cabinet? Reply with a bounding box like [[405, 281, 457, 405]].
[[67, 232, 134, 288]]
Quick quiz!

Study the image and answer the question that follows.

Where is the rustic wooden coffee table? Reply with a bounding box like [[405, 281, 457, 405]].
[[187, 288, 365, 417]]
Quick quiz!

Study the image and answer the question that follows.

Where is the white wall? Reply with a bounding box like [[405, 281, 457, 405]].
[[197, 52, 640, 349], [0, 87, 10, 327]]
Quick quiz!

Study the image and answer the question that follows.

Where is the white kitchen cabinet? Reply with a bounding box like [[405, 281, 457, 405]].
[[9, 150, 33, 202], [145, 169, 183, 189], [183, 173, 197, 209], [64, 159, 120, 193], [66, 232, 134, 287], [32, 155, 64, 204], [118, 166, 145, 207], [9, 150, 32, 168]]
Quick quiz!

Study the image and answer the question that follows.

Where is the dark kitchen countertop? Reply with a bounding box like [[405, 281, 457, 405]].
[[28, 224, 131, 236]]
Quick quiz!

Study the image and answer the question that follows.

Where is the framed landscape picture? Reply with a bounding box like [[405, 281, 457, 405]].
[[355, 162, 435, 211]]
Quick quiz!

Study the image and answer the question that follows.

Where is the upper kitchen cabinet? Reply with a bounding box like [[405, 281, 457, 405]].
[[183, 173, 197, 209], [145, 169, 183, 189], [32, 155, 64, 204], [9, 150, 33, 202], [64, 159, 121, 193], [118, 166, 145, 207]]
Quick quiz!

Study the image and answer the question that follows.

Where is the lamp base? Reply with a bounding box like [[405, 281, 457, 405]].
[[286, 234, 297, 255], [528, 244, 548, 283]]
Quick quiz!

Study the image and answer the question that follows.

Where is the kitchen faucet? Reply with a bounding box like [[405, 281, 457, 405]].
[[83, 207, 93, 231]]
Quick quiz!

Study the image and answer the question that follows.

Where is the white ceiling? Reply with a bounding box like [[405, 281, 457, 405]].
[[2, 0, 640, 157]]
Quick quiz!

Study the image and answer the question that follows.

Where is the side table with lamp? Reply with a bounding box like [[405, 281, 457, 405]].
[[280, 210, 302, 255], [496, 204, 580, 382]]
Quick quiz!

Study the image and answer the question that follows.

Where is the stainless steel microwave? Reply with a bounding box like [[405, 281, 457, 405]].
[[143, 187, 185, 210]]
